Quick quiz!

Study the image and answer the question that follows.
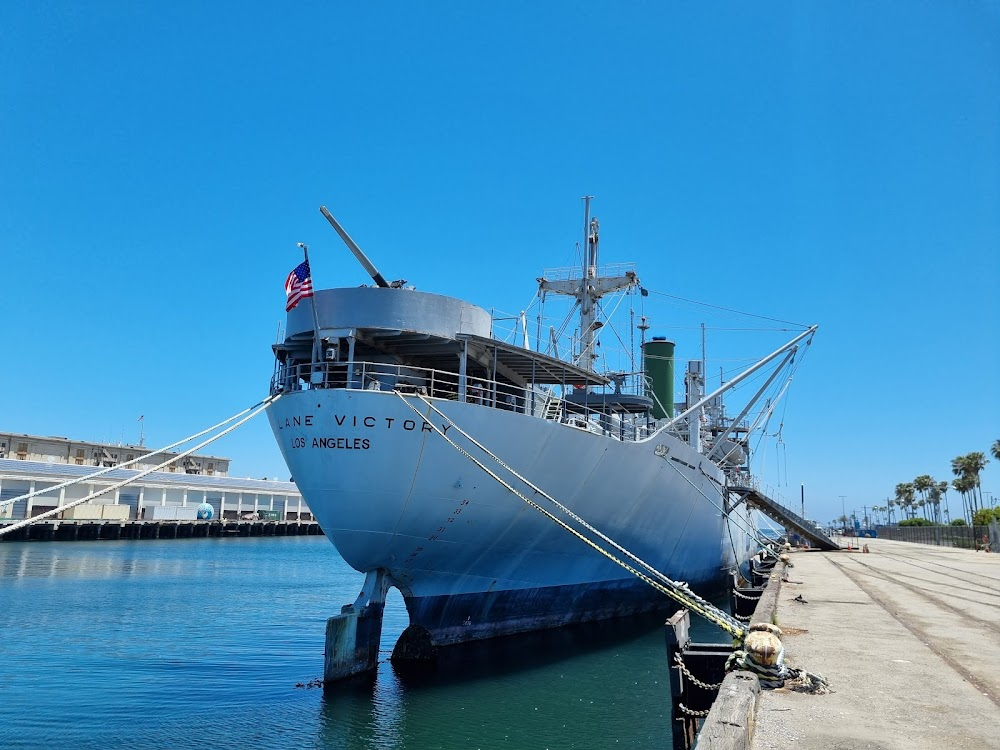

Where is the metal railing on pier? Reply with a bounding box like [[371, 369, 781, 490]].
[[876, 524, 998, 550]]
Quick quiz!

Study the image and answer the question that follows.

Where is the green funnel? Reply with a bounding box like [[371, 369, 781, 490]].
[[643, 338, 675, 419]]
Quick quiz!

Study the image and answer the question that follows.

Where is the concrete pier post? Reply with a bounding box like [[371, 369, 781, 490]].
[[323, 569, 391, 683]]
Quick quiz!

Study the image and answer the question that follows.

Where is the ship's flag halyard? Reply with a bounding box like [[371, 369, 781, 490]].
[[285, 260, 314, 311]]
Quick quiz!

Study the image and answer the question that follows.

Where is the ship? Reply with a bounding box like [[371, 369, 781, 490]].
[[266, 200, 816, 664]]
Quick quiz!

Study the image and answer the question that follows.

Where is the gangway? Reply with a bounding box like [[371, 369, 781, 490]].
[[729, 483, 840, 552]]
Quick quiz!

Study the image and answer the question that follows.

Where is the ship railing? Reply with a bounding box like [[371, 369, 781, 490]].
[[270, 361, 661, 443], [540, 262, 637, 282], [727, 471, 821, 528]]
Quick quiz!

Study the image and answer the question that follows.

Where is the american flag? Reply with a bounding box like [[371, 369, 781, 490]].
[[285, 260, 314, 311]]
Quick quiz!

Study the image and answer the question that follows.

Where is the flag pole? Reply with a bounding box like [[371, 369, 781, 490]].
[[297, 243, 323, 368]]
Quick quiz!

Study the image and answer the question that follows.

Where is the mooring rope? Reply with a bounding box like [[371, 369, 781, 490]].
[[0, 394, 281, 537], [0, 399, 278, 512], [725, 645, 829, 693], [394, 391, 748, 639]]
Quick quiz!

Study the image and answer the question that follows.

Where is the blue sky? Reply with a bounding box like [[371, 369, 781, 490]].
[[2, 2, 997, 525]]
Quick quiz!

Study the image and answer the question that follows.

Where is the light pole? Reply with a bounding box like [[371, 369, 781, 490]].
[[839, 495, 846, 531]]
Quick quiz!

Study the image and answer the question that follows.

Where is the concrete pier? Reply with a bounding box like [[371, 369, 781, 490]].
[[752, 538, 1000, 750]]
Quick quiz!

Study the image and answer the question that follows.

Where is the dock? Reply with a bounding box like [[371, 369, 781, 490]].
[[0, 519, 324, 542], [741, 539, 999, 749]]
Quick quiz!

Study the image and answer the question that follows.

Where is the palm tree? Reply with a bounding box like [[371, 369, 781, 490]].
[[895, 482, 910, 518], [926, 484, 941, 524], [953, 475, 975, 524], [905, 484, 916, 518], [965, 452, 989, 512], [952, 453, 990, 515], [992, 439, 1000, 462], [913, 475, 934, 520], [937, 480, 950, 523], [837, 514, 849, 532]]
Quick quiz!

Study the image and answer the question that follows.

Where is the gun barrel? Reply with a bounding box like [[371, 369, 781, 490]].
[[319, 205, 390, 288]]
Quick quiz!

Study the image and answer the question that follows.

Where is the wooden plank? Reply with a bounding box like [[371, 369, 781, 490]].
[[695, 671, 760, 750], [750, 561, 785, 625]]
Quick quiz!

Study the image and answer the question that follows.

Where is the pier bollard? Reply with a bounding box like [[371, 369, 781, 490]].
[[324, 602, 385, 682], [745, 631, 782, 666]]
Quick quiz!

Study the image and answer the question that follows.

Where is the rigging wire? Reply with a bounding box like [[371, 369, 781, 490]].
[[0, 394, 281, 537], [644, 289, 810, 329], [594, 291, 638, 371], [0, 398, 278, 511]]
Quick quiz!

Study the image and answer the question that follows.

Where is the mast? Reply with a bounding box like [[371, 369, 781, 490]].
[[578, 196, 597, 368], [538, 197, 639, 374]]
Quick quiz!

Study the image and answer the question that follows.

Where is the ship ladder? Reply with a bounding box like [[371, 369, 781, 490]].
[[395, 390, 748, 640], [541, 395, 563, 421], [0, 394, 281, 538]]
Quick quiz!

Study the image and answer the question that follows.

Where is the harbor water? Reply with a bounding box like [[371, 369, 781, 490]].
[[0, 536, 725, 749]]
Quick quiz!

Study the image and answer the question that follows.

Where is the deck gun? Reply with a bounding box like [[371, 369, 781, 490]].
[[320, 205, 405, 288]]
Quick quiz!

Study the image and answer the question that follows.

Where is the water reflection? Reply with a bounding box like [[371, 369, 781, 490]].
[[317, 610, 708, 749], [0, 538, 726, 750], [0, 542, 197, 581]]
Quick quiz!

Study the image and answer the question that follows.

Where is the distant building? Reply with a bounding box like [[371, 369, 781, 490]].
[[0, 431, 310, 522], [0, 432, 232, 475]]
